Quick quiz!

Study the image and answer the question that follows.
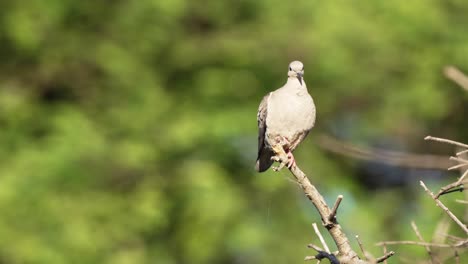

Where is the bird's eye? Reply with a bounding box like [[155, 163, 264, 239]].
[[289, 67, 292, 71]]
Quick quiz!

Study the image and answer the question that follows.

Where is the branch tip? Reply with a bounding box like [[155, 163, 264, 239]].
[[376, 251, 395, 263], [328, 195, 344, 222]]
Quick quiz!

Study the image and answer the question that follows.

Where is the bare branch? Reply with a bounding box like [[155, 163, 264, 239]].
[[375, 251, 395, 263], [308, 243, 324, 252], [382, 244, 388, 264], [376, 240, 452, 247], [456, 199, 468, 205], [449, 156, 468, 167], [411, 221, 437, 263], [318, 135, 452, 169], [355, 235, 367, 261], [425, 136, 468, 149], [443, 65, 468, 92], [448, 162, 468, 171], [313, 223, 331, 254], [272, 150, 364, 263], [328, 195, 343, 222], [432, 217, 451, 245], [454, 248, 460, 264], [435, 170, 468, 198], [420, 181, 468, 234]]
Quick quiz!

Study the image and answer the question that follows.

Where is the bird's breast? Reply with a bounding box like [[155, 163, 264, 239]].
[[266, 90, 316, 141]]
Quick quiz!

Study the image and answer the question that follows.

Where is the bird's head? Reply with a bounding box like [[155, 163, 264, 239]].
[[288, 60, 305, 85]]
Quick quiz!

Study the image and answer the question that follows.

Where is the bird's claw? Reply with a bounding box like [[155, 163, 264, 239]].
[[271, 154, 291, 171], [270, 156, 281, 162], [286, 151, 296, 169]]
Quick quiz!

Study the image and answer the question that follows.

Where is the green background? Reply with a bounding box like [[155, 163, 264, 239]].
[[0, 0, 467, 263]]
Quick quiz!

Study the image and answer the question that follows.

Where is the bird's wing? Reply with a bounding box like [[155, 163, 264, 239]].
[[255, 93, 274, 172], [257, 93, 271, 154]]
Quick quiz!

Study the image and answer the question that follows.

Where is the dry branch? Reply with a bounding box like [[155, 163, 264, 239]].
[[313, 222, 331, 254], [375, 251, 395, 263], [376, 241, 452, 248], [318, 135, 452, 169], [425, 136, 468, 149], [443, 65, 468, 91], [411, 221, 438, 263], [420, 181, 468, 235], [273, 150, 370, 263]]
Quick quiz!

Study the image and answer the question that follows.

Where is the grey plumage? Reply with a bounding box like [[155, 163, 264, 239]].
[[255, 61, 316, 172]]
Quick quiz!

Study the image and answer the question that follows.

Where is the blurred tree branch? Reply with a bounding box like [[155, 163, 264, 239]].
[[317, 135, 453, 170], [444, 66, 468, 92]]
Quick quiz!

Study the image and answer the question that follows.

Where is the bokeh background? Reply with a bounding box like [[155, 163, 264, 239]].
[[0, 1, 467, 263]]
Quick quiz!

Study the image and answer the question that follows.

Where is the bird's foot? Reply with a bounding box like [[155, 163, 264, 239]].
[[286, 151, 296, 169], [271, 143, 290, 171], [271, 145, 296, 171]]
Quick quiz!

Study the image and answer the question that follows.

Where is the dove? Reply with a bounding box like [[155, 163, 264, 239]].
[[255, 60, 316, 172]]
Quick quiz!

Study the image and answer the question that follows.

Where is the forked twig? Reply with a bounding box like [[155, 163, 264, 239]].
[[420, 181, 468, 234]]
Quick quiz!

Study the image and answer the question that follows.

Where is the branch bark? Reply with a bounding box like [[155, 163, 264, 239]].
[[276, 151, 368, 263]]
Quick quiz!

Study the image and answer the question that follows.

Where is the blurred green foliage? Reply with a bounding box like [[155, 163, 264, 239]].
[[0, 0, 467, 263]]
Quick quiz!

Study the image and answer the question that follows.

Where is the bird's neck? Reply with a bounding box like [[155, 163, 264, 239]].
[[286, 77, 307, 89]]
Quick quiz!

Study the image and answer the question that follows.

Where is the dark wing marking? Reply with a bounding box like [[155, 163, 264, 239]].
[[257, 93, 269, 155], [255, 93, 274, 172]]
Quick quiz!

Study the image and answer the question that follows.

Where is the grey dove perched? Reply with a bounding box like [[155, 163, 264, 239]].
[[255, 61, 316, 172]]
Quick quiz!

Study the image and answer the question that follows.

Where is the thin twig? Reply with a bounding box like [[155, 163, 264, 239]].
[[449, 156, 468, 166], [456, 199, 468, 204], [382, 244, 388, 264], [439, 234, 465, 243], [313, 223, 330, 253], [318, 135, 452, 169], [425, 136, 468, 149], [443, 65, 468, 92], [376, 241, 452, 247], [355, 235, 367, 261], [435, 170, 468, 198], [432, 217, 450, 245], [420, 181, 468, 234], [375, 251, 395, 263], [454, 239, 468, 247], [455, 169, 468, 185], [328, 195, 343, 222], [307, 243, 323, 251], [448, 163, 468, 171], [457, 149, 468, 156], [411, 221, 436, 264]]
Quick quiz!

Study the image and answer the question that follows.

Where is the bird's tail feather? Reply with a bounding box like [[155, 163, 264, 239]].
[[255, 149, 274, 172]]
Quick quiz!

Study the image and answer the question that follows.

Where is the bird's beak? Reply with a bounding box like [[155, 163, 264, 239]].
[[297, 72, 303, 85]]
